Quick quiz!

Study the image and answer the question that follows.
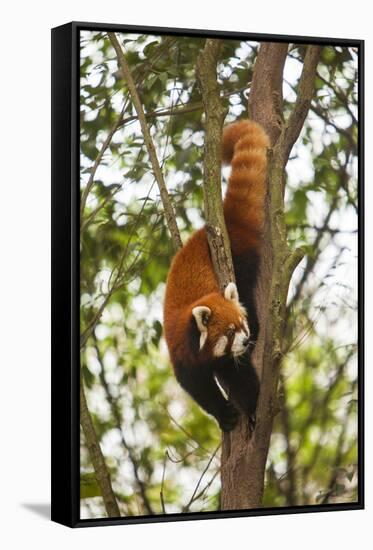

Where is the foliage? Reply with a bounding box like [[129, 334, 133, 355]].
[[79, 31, 358, 518]]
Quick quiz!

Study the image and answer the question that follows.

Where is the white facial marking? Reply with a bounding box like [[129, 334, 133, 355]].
[[192, 306, 211, 351], [199, 331, 208, 350], [231, 328, 250, 356], [214, 335, 228, 357]]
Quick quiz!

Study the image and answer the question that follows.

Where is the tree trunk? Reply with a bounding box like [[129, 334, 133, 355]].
[[220, 42, 288, 510], [220, 43, 321, 510], [80, 379, 121, 517]]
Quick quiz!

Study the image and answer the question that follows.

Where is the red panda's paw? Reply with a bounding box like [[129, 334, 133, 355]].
[[218, 401, 240, 432]]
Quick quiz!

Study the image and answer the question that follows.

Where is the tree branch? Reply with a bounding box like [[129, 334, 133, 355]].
[[108, 32, 182, 251], [196, 38, 233, 290], [280, 46, 322, 162], [80, 378, 121, 517], [94, 340, 155, 515]]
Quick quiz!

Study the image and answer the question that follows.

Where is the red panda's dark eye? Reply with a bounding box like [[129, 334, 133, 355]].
[[227, 327, 235, 338]]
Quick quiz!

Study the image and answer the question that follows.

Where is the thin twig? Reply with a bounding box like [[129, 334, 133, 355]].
[[302, 349, 356, 483], [316, 69, 357, 125], [117, 85, 251, 129], [80, 101, 128, 221], [160, 452, 167, 514], [320, 378, 358, 504], [94, 341, 155, 515], [287, 195, 338, 311], [80, 173, 158, 349], [80, 35, 178, 222], [164, 406, 220, 462], [189, 468, 220, 507], [80, 184, 121, 234], [182, 444, 221, 512]]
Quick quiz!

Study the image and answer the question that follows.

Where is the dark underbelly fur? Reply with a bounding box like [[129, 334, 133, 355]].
[[174, 250, 260, 432], [233, 250, 260, 344]]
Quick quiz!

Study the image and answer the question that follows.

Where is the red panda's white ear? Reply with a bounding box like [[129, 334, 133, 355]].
[[192, 306, 211, 333], [224, 282, 239, 303]]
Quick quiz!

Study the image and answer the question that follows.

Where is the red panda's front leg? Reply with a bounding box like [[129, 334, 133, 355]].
[[174, 362, 239, 432], [214, 351, 259, 422]]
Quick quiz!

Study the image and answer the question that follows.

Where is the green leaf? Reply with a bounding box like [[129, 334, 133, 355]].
[[80, 472, 102, 499], [82, 365, 95, 389]]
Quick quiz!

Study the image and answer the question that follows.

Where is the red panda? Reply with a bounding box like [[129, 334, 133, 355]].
[[164, 120, 269, 431]]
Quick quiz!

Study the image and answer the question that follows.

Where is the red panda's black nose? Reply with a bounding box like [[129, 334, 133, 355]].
[[243, 337, 250, 347]]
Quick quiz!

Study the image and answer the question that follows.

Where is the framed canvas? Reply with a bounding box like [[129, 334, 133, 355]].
[[51, 21, 364, 528]]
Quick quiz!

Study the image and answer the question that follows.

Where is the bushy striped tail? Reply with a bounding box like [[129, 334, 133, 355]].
[[222, 120, 269, 255]]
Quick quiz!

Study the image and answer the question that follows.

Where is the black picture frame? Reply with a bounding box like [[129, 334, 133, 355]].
[[51, 21, 365, 528]]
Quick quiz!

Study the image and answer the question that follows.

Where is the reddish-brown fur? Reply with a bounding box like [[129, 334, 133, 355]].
[[164, 120, 269, 360], [223, 120, 269, 254], [163, 120, 269, 429]]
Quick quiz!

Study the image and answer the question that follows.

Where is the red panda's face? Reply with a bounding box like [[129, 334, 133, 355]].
[[192, 282, 250, 359]]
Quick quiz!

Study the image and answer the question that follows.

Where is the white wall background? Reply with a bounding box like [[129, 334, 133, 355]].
[[0, 0, 370, 547]]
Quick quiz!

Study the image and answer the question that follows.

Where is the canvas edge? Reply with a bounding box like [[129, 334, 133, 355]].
[[51, 21, 365, 528]]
